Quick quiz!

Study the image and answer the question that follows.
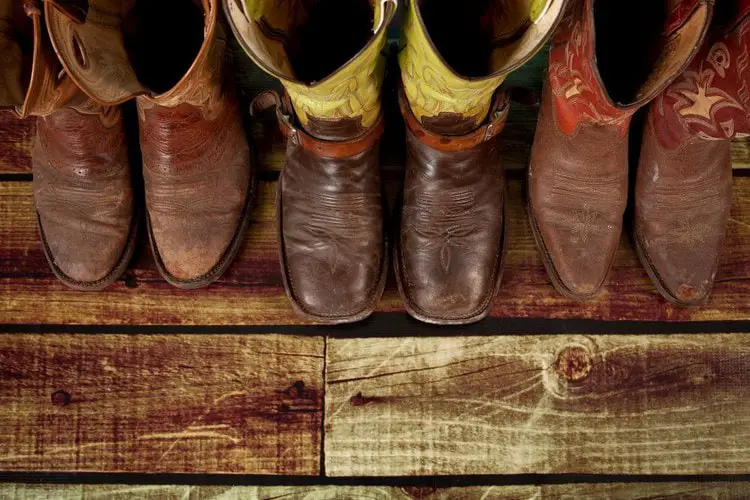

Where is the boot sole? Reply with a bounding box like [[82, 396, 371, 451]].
[[37, 206, 140, 292], [276, 175, 389, 325], [632, 230, 709, 307], [148, 173, 257, 290], [393, 188, 508, 326]]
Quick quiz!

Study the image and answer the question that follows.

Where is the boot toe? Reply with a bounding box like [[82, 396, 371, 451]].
[[149, 214, 242, 285], [535, 214, 620, 300], [38, 213, 133, 288], [402, 279, 492, 324], [285, 254, 382, 322]]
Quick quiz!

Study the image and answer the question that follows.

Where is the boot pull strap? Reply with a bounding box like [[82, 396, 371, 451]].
[[399, 87, 510, 152], [250, 90, 385, 159]]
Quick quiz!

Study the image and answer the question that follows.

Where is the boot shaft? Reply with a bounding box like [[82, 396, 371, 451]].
[[44, 0, 225, 111], [651, 0, 750, 148], [399, 0, 566, 133], [226, 0, 396, 140], [549, 0, 713, 136], [0, 0, 94, 118]]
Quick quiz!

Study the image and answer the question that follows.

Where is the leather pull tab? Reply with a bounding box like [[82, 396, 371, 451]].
[[249, 90, 283, 116], [22, 0, 42, 17], [45, 0, 88, 23]]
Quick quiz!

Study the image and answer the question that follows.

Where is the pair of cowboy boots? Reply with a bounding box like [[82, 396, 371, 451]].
[[528, 0, 743, 306], [1, 0, 252, 291], [226, 0, 566, 324]]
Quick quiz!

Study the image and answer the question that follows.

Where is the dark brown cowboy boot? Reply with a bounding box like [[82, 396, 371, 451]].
[[528, 0, 713, 300], [1, 0, 136, 291], [636, 0, 750, 306], [225, 0, 396, 323], [45, 0, 253, 289], [395, 0, 566, 324]]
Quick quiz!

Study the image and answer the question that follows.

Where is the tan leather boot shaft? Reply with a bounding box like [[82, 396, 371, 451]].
[[46, 0, 253, 288], [1, 0, 136, 290]]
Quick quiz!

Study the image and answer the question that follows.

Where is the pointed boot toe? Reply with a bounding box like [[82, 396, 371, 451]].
[[635, 111, 733, 307], [531, 207, 620, 299]]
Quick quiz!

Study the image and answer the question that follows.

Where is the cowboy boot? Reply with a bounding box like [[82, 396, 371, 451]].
[[395, 0, 567, 325], [225, 0, 396, 323], [528, 0, 713, 300], [635, 0, 750, 306], [1, 0, 135, 291], [44, 0, 253, 289]]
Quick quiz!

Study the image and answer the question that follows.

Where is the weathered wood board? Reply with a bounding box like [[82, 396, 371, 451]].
[[1, 483, 749, 499], [2, 178, 750, 325], [326, 335, 750, 476], [0, 334, 323, 474]]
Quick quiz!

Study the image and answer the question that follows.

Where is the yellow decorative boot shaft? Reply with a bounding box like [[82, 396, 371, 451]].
[[399, 0, 566, 132], [226, 0, 396, 139]]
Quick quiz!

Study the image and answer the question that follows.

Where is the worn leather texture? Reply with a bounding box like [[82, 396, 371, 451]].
[[528, 84, 628, 299], [46, 0, 253, 287], [635, 116, 732, 305], [4, 0, 137, 290], [635, 0, 750, 305], [33, 105, 136, 289], [528, 0, 713, 300], [278, 132, 386, 323], [139, 91, 252, 287], [396, 90, 508, 325]]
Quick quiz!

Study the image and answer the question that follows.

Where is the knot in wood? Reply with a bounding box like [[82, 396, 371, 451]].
[[51, 390, 71, 407], [555, 346, 592, 382]]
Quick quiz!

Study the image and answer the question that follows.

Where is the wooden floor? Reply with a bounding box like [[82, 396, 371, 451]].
[[1, 46, 750, 499]]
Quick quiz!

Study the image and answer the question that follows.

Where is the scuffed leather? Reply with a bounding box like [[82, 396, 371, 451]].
[[397, 128, 505, 324], [528, 0, 713, 300], [635, 0, 750, 305], [528, 84, 628, 298], [279, 136, 385, 322], [33, 105, 134, 286], [139, 90, 251, 284], [635, 115, 732, 305]]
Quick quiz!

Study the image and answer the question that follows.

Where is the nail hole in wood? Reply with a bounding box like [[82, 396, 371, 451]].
[[51, 390, 71, 407]]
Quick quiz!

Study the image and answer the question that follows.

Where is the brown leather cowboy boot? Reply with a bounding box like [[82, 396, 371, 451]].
[[225, 0, 396, 323], [1, 0, 136, 291], [45, 0, 253, 289], [635, 0, 750, 306], [395, 0, 566, 324], [528, 0, 713, 300]]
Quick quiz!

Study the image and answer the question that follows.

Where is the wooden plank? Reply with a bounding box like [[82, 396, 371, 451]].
[[0, 334, 323, 474], [326, 335, 750, 475], [2, 177, 750, 325], [1, 483, 749, 499], [0, 115, 33, 174]]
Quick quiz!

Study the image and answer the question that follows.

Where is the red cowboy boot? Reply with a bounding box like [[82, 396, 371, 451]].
[[635, 0, 750, 306], [528, 0, 714, 300]]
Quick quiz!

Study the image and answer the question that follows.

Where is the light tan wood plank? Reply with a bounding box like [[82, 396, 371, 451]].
[[2, 483, 749, 499], [0, 334, 323, 474], [326, 335, 750, 476]]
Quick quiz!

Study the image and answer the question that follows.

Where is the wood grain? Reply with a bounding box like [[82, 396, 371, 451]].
[[326, 335, 750, 475], [2, 177, 750, 325], [1, 483, 749, 499], [0, 334, 323, 474]]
